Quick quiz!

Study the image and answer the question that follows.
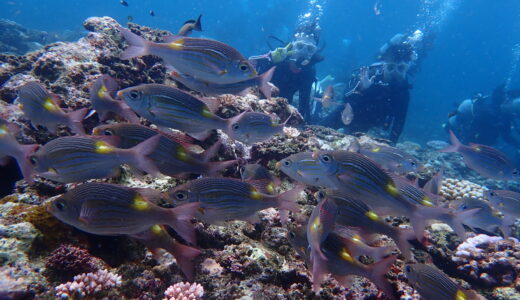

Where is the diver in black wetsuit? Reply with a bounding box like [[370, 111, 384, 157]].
[[250, 21, 323, 120], [445, 85, 520, 148], [320, 30, 428, 143]]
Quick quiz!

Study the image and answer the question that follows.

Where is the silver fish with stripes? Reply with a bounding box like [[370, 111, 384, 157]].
[[48, 182, 199, 244], [118, 26, 256, 84], [29, 135, 160, 183]]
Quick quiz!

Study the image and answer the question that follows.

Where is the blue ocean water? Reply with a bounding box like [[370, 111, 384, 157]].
[[1, 0, 519, 145]]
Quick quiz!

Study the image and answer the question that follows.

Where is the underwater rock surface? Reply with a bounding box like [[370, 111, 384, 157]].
[[1, 16, 520, 300]]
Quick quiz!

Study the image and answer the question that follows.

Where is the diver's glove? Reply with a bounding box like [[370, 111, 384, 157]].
[[270, 43, 293, 63]]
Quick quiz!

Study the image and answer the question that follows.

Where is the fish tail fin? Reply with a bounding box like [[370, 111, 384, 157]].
[[169, 242, 201, 281], [118, 26, 150, 60], [66, 108, 88, 135], [448, 208, 481, 239], [411, 205, 465, 241], [392, 227, 415, 260], [128, 134, 161, 176], [194, 14, 203, 31], [500, 215, 516, 238], [258, 66, 276, 99], [200, 140, 222, 163], [15, 144, 39, 184], [117, 102, 140, 123], [311, 252, 329, 292], [368, 255, 397, 300], [276, 185, 303, 223], [368, 245, 395, 262], [439, 130, 461, 152], [167, 202, 199, 245]]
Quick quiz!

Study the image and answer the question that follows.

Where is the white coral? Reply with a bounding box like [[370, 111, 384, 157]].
[[55, 269, 121, 299], [164, 282, 204, 300]]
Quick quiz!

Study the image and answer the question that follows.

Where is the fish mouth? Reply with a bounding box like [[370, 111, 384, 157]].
[[116, 90, 123, 98], [275, 161, 281, 170]]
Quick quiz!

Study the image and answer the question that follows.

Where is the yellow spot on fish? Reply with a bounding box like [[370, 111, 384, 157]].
[[339, 248, 354, 263], [18, 103, 24, 110], [201, 107, 214, 118], [132, 194, 150, 211], [43, 98, 59, 112], [151, 224, 162, 235], [97, 84, 108, 99], [0, 125, 8, 136], [265, 182, 275, 194], [310, 217, 320, 233], [168, 38, 185, 50], [371, 147, 381, 153], [351, 234, 362, 244], [386, 183, 399, 196], [47, 168, 57, 174], [471, 145, 481, 152], [455, 289, 467, 300], [197, 207, 206, 215], [95, 141, 114, 154], [421, 196, 433, 207], [270, 120, 278, 127], [365, 210, 380, 221], [176, 147, 189, 162], [250, 188, 262, 200]]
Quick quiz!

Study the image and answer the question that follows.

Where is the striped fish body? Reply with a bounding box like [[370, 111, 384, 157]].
[[167, 178, 278, 224], [30, 136, 152, 183], [49, 183, 175, 235], [486, 190, 520, 217], [240, 163, 278, 194], [456, 197, 503, 234], [227, 112, 284, 144], [314, 151, 412, 216], [94, 123, 214, 176], [278, 152, 338, 188], [442, 131, 519, 180], [89, 75, 139, 123], [150, 37, 256, 84], [17, 82, 69, 129], [320, 232, 397, 299], [360, 144, 422, 174], [118, 27, 256, 84], [459, 144, 518, 180], [118, 84, 227, 136], [16, 81, 86, 134], [172, 71, 259, 95], [404, 264, 472, 300], [326, 190, 415, 259]]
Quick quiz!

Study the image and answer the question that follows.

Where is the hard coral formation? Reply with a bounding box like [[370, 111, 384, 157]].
[[452, 234, 520, 287], [163, 282, 204, 300], [54, 269, 122, 299], [440, 177, 488, 201]]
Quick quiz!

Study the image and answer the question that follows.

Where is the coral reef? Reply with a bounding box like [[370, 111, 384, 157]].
[[54, 269, 122, 299], [164, 282, 204, 300], [44, 244, 101, 282], [440, 177, 488, 201]]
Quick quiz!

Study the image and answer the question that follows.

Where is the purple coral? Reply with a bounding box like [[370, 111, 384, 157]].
[[54, 269, 122, 299], [163, 282, 204, 300], [45, 244, 99, 281]]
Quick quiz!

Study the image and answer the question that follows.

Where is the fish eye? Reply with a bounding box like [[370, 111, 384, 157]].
[[283, 160, 291, 167], [129, 90, 140, 99], [103, 129, 114, 136], [232, 123, 240, 131], [317, 191, 326, 199], [320, 154, 332, 163], [54, 201, 65, 211], [514, 170, 519, 175], [29, 156, 37, 166], [238, 62, 250, 72], [405, 265, 411, 273], [175, 191, 188, 200], [411, 161, 416, 166], [489, 191, 495, 196], [289, 231, 296, 238]]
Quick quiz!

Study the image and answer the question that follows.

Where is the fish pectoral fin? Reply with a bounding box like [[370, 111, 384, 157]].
[[79, 202, 100, 225]]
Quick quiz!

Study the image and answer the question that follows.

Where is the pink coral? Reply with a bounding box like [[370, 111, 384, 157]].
[[55, 269, 122, 299], [163, 282, 204, 300]]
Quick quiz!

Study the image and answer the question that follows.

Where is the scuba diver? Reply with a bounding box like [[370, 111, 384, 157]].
[[320, 30, 427, 143], [445, 85, 520, 148], [250, 9, 324, 121]]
